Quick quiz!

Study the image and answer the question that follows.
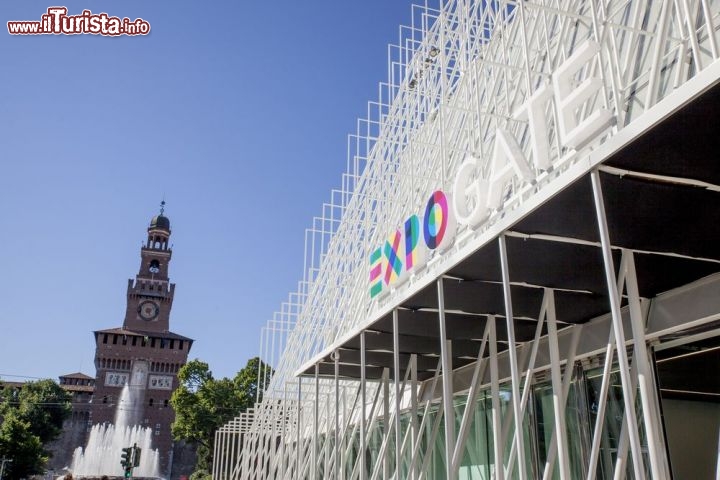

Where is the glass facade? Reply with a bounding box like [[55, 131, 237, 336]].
[[325, 343, 719, 479]]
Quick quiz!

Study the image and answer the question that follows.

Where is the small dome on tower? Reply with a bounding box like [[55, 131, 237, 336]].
[[148, 200, 171, 232], [149, 214, 170, 231]]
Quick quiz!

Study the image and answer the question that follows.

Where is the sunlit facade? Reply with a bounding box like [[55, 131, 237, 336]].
[[215, 1, 720, 478]]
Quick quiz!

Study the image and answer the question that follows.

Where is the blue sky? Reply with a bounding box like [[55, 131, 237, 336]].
[[0, 1, 417, 381]]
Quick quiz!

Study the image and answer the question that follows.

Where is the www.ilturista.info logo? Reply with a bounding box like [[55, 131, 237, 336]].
[[8, 7, 150, 36]]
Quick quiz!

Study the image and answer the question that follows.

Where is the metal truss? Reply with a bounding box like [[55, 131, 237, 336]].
[[218, 0, 720, 479]]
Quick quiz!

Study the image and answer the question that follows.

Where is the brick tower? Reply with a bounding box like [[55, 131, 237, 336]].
[[91, 203, 193, 477]]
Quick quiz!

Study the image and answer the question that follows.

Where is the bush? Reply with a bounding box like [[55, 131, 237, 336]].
[[189, 468, 212, 480]]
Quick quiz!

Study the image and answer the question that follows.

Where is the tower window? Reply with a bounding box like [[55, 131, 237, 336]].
[[149, 398, 154, 407], [155, 423, 161, 436], [112, 335, 118, 345], [132, 336, 137, 346], [149, 260, 160, 274], [178, 340, 184, 350], [103, 334, 108, 344], [170, 340, 175, 349], [151, 338, 156, 348]]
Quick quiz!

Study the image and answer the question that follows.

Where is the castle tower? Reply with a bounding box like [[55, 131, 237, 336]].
[[91, 203, 193, 477], [124, 202, 175, 333]]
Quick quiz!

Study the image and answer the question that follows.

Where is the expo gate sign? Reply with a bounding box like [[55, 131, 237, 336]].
[[370, 41, 615, 299]]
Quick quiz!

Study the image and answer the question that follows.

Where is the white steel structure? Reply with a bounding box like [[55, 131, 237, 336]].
[[218, 1, 720, 478]]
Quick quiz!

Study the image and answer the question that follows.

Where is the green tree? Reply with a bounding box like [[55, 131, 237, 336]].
[[0, 412, 46, 480], [12, 379, 72, 443], [0, 379, 71, 479], [233, 357, 268, 406], [171, 358, 271, 472]]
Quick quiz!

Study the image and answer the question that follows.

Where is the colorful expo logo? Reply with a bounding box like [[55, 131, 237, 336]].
[[369, 191, 457, 298], [369, 40, 615, 299]]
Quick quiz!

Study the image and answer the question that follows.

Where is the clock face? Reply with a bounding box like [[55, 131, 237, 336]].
[[138, 300, 160, 320]]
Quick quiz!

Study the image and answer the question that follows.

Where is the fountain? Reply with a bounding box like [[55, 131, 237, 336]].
[[70, 361, 161, 478]]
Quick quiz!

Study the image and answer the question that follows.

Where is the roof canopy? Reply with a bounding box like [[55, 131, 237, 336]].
[[301, 76, 720, 381]]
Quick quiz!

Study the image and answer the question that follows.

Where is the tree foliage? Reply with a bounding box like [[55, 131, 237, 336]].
[[0, 379, 71, 479], [170, 357, 272, 471], [188, 468, 212, 480], [0, 413, 46, 479]]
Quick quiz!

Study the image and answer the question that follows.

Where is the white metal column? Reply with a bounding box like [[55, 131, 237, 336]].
[[213, 430, 220, 480], [334, 349, 340, 480], [546, 289, 571, 480], [410, 353, 419, 480], [437, 277, 455, 480], [498, 235, 528, 480], [297, 378, 302, 479], [622, 250, 670, 479], [393, 309, 402, 479], [489, 315, 504, 480], [313, 364, 319, 480], [591, 170, 646, 480], [360, 331, 367, 480]]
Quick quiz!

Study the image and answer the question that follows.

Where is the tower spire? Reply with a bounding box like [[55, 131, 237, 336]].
[[160, 199, 166, 216]]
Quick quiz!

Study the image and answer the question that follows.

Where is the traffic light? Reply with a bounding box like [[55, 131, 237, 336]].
[[124, 466, 132, 479], [120, 447, 132, 468], [132, 446, 141, 467]]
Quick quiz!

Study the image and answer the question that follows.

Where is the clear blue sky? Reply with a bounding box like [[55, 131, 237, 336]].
[[0, 1, 417, 381]]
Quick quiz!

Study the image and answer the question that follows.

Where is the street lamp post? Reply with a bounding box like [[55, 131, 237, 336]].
[[0, 458, 13, 480]]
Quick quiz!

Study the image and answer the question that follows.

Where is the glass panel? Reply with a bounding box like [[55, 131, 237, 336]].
[[454, 385, 534, 480], [585, 362, 651, 480], [458, 394, 493, 480], [655, 334, 720, 479], [532, 371, 590, 480]]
